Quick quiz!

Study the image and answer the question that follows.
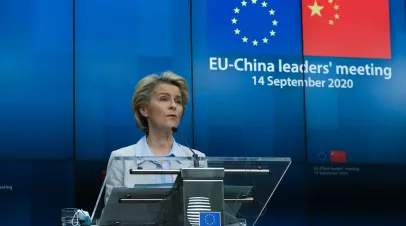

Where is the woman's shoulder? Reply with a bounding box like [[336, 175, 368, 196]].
[[109, 136, 145, 157], [109, 144, 137, 159]]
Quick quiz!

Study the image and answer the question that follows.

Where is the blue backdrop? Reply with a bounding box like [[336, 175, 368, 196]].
[[1, 0, 405, 164], [74, 0, 193, 160], [1, 0, 406, 226], [0, 0, 73, 160], [192, 0, 406, 164]]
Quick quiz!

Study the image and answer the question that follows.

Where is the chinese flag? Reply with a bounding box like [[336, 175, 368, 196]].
[[302, 0, 391, 59], [330, 150, 346, 163]]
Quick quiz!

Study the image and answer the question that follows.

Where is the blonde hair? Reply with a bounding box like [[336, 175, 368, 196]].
[[132, 71, 189, 132]]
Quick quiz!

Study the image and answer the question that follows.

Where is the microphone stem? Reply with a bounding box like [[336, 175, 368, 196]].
[[172, 127, 200, 167]]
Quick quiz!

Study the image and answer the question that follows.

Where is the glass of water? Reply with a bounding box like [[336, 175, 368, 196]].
[[61, 208, 79, 226], [238, 218, 247, 226]]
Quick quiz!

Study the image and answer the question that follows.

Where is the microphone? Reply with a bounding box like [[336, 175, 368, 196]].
[[172, 127, 200, 167]]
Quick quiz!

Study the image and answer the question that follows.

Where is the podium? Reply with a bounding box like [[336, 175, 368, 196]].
[[91, 156, 291, 226]]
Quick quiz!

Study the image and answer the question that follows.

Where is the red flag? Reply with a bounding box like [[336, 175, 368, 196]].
[[330, 150, 346, 163], [302, 0, 391, 59]]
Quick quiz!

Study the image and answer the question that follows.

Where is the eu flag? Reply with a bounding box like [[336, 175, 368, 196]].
[[207, 0, 303, 56], [199, 212, 221, 226]]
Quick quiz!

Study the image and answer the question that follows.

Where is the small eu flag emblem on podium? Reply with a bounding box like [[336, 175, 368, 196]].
[[199, 212, 221, 226]]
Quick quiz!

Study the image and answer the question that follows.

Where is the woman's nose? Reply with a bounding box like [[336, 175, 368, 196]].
[[169, 100, 176, 110]]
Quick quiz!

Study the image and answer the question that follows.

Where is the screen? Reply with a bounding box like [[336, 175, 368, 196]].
[[1, 0, 405, 225], [0, 0, 73, 160], [191, 0, 406, 164], [1, 0, 405, 164], [0, 162, 74, 225], [74, 0, 193, 160], [304, 0, 406, 164]]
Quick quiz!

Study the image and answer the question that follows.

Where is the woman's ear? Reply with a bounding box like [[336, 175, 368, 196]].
[[139, 105, 148, 117]]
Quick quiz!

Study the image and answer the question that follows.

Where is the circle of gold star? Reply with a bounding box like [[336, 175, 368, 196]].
[[231, 0, 278, 47]]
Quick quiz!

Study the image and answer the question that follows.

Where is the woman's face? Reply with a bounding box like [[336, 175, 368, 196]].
[[140, 83, 184, 131]]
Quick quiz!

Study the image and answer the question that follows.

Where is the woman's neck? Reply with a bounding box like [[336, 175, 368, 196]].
[[146, 127, 173, 157]]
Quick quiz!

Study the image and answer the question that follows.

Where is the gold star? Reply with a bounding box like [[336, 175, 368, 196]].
[[234, 28, 241, 34], [241, 0, 248, 6], [251, 0, 257, 4], [329, 20, 334, 25], [252, 40, 258, 46], [269, 9, 275, 15], [334, 14, 339, 19], [328, 0, 333, 3], [242, 36, 248, 42], [334, 4, 339, 10], [261, 1, 267, 7], [262, 37, 268, 43], [308, 0, 324, 17], [269, 30, 276, 36], [234, 7, 240, 13], [231, 18, 237, 24], [272, 19, 278, 26]]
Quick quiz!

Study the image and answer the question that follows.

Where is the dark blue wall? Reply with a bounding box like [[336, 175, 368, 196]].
[[1, 0, 405, 225]]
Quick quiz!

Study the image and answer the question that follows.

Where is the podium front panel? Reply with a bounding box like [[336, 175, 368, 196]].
[[91, 156, 291, 226]]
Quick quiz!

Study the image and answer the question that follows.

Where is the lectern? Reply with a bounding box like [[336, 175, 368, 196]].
[[91, 156, 291, 226]]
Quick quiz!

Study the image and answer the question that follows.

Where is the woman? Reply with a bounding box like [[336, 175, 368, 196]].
[[104, 71, 205, 204]]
